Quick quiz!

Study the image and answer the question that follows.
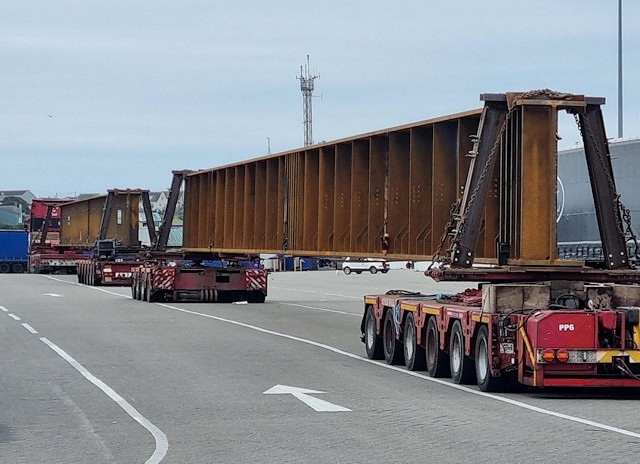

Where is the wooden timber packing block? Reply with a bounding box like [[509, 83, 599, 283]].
[[612, 284, 640, 308], [482, 283, 551, 314], [584, 284, 613, 310]]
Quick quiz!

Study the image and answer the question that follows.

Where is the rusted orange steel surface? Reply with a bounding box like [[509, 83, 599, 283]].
[[182, 92, 597, 263], [60, 190, 143, 247], [183, 109, 489, 260]]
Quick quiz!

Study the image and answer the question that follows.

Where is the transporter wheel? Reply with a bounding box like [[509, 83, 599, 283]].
[[343, 267, 352, 275], [0, 263, 10, 273], [404, 312, 426, 371], [130, 275, 137, 299], [144, 279, 153, 303], [449, 320, 476, 384], [364, 305, 384, 360], [475, 325, 507, 392], [369, 266, 378, 274], [383, 309, 403, 365], [247, 291, 266, 303], [141, 277, 148, 302], [425, 317, 450, 378], [11, 263, 24, 273], [136, 276, 143, 300]]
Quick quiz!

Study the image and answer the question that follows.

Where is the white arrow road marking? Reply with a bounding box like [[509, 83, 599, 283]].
[[263, 385, 351, 412], [43, 293, 64, 297]]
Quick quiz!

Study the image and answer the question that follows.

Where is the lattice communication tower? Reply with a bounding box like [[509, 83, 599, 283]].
[[298, 55, 319, 147]]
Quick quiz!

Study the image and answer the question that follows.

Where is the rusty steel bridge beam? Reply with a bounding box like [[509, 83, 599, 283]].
[[180, 91, 634, 284]]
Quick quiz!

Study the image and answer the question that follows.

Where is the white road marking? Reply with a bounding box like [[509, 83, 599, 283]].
[[50, 382, 115, 461], [45, 273, 640, 439], [279, 302, 359, 317], [21, 323, 38, 334], [157, 302, 640, 440], [45, 276, 357, 318], [44, 276, 131, 298], [8, 313, 21, 321], [43, 293, 64, 297], [264, 384, 351, 412], [0, 305, 8, 312], [271, 286, 361, 300], [40, 337, 168, 464]]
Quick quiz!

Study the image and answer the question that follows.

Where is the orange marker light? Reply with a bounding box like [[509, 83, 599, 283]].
[[542, 348, 556, 363], [556, 349, 569, 363]]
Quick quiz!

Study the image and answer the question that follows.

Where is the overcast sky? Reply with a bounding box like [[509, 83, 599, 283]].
[[1, 1, 638, 198]]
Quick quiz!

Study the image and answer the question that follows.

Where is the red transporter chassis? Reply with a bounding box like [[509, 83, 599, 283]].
[[362, 287, 640, 390], [29, 247, 86, 274], [131, 261, 268, 303], [77, 259, 139, 286]]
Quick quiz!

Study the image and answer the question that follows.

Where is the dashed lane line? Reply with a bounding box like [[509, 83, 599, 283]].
[[44, 274, 640, 440], [0, 293, 168, 464], [21, 323, 38, 334]]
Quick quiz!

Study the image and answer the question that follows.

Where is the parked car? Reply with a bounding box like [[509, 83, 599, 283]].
[[340, 258, 389, 275]]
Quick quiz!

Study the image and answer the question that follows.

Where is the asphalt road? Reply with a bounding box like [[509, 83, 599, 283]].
[[2, 270, 640, 463]]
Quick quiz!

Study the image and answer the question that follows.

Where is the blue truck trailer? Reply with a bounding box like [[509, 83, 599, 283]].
[[0, 230, 28, 273]]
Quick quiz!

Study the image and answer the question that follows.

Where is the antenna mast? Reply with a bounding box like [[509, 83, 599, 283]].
[[298, 55, 319, 147]]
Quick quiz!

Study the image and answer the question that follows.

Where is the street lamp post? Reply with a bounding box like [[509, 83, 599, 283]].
[[618, 0, 623, 139]]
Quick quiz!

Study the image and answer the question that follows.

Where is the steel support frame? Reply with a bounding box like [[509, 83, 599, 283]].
[[99, 191, 114, 240], [39, 205, 53, 246], [450, 100, 508, 267], [141, 191, 157, 246], [157, 170, 189, 251], [579, 104, 630, 269]]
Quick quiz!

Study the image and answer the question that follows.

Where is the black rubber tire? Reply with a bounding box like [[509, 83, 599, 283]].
[[475, 325, 507, 392], [0, 263, 10, 273], [130, 275, 137, 299], [343, 267, 352, 275], [247, 291, 266, 303], [145, 277, 152, 302], [450, 320, 476, 384], [381, 269, 389, 274], [404, 312, 426, 371], [383, 309, 403, 365], [364, 305, 384, 360], [355, 270, 362, 274], [426, 317, 450, 378], [11, 263, 24, 273], [369, 266, 378, 274]]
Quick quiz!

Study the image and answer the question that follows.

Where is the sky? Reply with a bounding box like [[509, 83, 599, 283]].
[[1, 1, 639, 198]]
